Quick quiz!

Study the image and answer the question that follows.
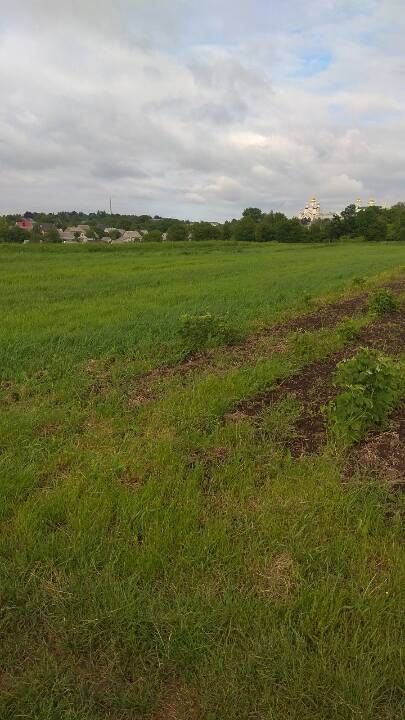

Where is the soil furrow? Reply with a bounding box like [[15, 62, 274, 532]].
[[225, 307, 404, 459]]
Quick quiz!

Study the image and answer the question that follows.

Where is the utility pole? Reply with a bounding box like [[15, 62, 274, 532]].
[[109, 197, 112, 215]]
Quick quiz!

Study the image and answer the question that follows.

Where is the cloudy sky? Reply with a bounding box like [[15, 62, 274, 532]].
[[1, 1, 404, 219]]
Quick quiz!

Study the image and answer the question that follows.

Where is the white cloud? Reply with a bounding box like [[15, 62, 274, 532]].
[[0, 1, 404, 218]]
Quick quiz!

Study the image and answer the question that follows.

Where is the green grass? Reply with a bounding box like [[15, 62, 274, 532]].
[[1, 240, 404, 378], [0, 241, 404, 719]]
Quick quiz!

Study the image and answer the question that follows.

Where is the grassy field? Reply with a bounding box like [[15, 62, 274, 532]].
[[0, 241, 404, 719]]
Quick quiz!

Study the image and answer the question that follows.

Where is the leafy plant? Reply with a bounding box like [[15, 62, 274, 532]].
[[328, 348, 402, 445], [368, 290, 399, 315], [178, 312, 240, 352]]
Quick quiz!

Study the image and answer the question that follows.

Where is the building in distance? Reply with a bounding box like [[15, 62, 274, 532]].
[[297, 197, 334, 224]]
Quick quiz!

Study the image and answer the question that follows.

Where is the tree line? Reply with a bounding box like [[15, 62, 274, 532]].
[[1, 203, 405, 244]]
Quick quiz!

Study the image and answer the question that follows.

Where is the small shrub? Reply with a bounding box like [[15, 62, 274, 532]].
[[368, 290, 399, 316], [178, 312, 240, 352], [328, 348, 401, 445]]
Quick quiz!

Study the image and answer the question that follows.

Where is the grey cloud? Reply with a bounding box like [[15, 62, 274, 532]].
[[0, 1, 404, 218]]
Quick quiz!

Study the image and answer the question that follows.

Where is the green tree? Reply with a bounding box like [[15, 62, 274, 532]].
[[45, 226, 62, 243], [233, 217, 256, 242], [221, 221, 233, 241], [357, 208, 387, 242], [277, 218, 305, 243], [340, 204, 358, 236], [192, 222, 220, 242], [167, 222, 188, 242], [242, 207, 263, 222], [2, 226, 26, 243], [307, 219, 332, 243], [146, 230, 162, 242], [328, 214, 345, 240], [394, 217, 405, 242]]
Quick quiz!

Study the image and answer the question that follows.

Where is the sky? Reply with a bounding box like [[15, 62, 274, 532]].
[[0, 0, 404, 220]]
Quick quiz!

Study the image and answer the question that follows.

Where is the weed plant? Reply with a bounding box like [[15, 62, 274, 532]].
[[178, 312, 240, 353], [328, 348, 402, 444], [368, 289, 400, 315]]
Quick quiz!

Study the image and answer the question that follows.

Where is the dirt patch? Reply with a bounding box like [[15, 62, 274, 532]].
[[378, 277, 405, 293], [151, 680, 201, 720], [84, 357, 116, 397], [186, 446, 229, 496], [127, 277, 404, 410], [225, 306, 404, 458], [36, 422, 62, 438], [356, 314, 405, 355], [224, 349, 350, 457], [115, 466, 144, 489], [344, 405, 405, 489], [253, 551, 299, 601], [273, 293, 367, 333]]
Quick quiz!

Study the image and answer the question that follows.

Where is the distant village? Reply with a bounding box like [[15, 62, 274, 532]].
[[2, 196, 404, 244], [12, 196, 387, 244], [15, 219, 172, 244]]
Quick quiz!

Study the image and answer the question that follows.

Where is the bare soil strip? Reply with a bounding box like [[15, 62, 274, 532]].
[[270, 293, 367, 334], [225, 306, 404, 460], [127, 277, 405, 406]]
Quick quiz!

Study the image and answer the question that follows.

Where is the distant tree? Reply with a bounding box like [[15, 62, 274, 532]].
[[30, 225, 42, 243], [340, 204, 358, 235], [328, 214, 345, 240], [357, 207, 387, 242], [277, 218, 305, 243], [85, 228, 98, 240], [307, 219, 332, 243], [45, 226, 61, 243], [364, 215, 387, 242], [395, 218, 405, 242], [233, 217, 256, 242], [0, 218, 10, 242], [23, 211, 35, 219], [1, 226, 26, 243], [146, 230, 162, 242], [221, 221, 233, 241], [192, 222, 220, 242], [107, 229, 120, 241], [167, 222, 188, 242], [242, 207, 263, 222], [255, 222, 270, 242]]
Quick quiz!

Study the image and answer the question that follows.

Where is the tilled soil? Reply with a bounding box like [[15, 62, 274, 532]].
[[224, 348, 352, 457], [271, 293, 367, 333], [127, 277, 405, 405], [225, 306, 404, 459]]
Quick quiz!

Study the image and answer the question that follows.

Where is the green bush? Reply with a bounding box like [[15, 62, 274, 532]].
[[368, 290, 399, 315], [178, 313, 240, 352], [328, 348, 402, 445]]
